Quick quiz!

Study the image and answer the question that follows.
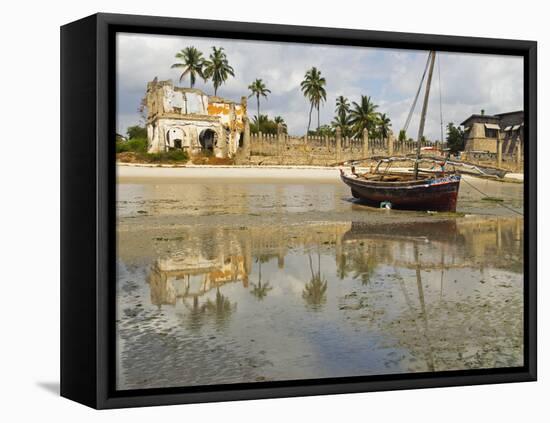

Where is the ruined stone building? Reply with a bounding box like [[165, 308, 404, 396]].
[[461, 110, 524, 154], [144, 79, 249, 157]]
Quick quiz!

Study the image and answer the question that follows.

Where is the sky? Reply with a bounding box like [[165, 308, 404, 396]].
[[116, 32, 523, 141]]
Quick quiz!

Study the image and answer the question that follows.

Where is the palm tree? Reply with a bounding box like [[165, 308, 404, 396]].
[[170, 46, 205, 88], [251, 114, 269, 133], [331, 114, 352, 137], [349, 95, 379, 138], [300, 67, 327, 133], [273, 116, 287, 132], [203, 47, 235, 96], [378, 113, 392, 141], [335, 95, 350, 119], [331, 95, 352, 136], [248, 79, 271, 122]]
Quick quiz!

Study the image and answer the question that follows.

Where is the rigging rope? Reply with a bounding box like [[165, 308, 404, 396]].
[[403, 52, 431, 133], [460, 176, 524, 216]]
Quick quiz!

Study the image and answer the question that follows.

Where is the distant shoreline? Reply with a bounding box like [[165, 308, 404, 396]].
[[116, 163, 523, 184], [117, 163, 342, 183]]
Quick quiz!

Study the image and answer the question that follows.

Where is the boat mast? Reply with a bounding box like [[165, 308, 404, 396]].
[[414, 51, 437, 178]]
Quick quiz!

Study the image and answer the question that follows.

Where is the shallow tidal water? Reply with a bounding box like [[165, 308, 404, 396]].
[[116, 177, 524, 390]]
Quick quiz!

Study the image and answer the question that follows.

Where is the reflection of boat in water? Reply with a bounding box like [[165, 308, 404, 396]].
[[342, 219, 460, 244], [342, 217, 523, 273]]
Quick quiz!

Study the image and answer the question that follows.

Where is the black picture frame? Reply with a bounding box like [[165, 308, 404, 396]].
[[60, 12, 537, 409]]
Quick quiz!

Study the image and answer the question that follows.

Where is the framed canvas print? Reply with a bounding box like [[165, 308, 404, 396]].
[[60, 13, 537, 409]]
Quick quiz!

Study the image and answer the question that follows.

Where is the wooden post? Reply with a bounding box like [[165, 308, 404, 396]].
[[277, 123, 284, 164], [362, 128, 369, 158], [336, 127, 342, 162], [243, 118, 251, 160], [387, 131, 394, 156], [496, 131, 502, 168]]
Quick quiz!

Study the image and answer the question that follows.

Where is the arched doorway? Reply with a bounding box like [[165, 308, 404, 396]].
[[166, 127, 185, 150], [199, 129, 217, 153], [237, 132, 243, 148]]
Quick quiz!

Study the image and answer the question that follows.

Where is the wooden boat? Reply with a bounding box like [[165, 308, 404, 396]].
[[339, 50, 462, 212], [340, 168, 461, 212]]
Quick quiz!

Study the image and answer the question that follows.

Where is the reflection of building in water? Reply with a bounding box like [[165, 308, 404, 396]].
[[146, 223, 352, 307], [146, 217, 522, 312], [148, 254, 248, 308]]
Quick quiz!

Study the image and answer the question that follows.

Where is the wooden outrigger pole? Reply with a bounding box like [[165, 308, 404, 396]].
[[414, 50, 437, 179]]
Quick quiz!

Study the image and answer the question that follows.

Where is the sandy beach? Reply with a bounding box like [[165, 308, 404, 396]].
[[117, 163, 524, 184]]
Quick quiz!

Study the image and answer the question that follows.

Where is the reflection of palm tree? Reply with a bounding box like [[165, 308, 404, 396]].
[[250, 258, 272, 300], [204, 288, 236, 322], [183, 289, 236, 330], [352, 253, 377, 286], [336, 252, 350, 280], [302, 252, 328, 310], [251, 281, 272, 300], [186, 295, 204, 332]]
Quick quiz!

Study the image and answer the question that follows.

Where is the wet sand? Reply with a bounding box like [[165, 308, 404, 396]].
[[115, 165, 524, 390]]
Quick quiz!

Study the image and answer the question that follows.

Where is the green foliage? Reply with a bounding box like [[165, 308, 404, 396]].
[[301, 67, 327, 133], [446, 122, 465, 153], [171, 46, 206, 88], [273, 116, 287, 131], [248, 78, 271, 121], [146, 150, 189, 162], [398, 129, 407, 142], [377, 113, 392, 140], [203, 47, 235, 96], [250, 114, 282, 135], [116, 137, 147, 153], [349, 95, 379, 138], [126, 125, 147, 140], [309, 125, 334, 137], [331, 96, 352, 137]]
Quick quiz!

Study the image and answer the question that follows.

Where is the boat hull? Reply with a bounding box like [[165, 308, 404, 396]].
[[341, 173, 461, 212]]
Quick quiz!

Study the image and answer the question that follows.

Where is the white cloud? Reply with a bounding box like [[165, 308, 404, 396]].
[[116, 33, 523, 141]]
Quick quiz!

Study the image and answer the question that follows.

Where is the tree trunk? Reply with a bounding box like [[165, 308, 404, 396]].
[[257, 95, 260, 122], [317, 106, 320, 130], [307, 102, 313, 134]]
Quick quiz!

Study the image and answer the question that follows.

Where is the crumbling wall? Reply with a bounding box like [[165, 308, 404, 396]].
[[145, 80, 247, 158]]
